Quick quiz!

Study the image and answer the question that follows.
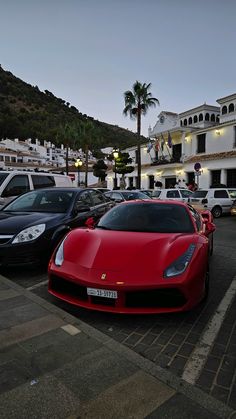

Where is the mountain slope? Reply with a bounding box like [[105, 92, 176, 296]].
[[0, 65, 147, 151]]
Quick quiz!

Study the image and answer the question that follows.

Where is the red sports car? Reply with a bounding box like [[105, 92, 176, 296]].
[[48, 200, 215, 314]]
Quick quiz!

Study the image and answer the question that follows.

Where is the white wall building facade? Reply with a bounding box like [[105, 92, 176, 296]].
[[107, 94, 236, 190]]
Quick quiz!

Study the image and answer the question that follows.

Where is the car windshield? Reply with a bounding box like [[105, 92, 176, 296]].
[[229, 190, 236, 199], [191, 190, 208, 198], [97, 202, 194, 233], [2, 190, 74, 213]]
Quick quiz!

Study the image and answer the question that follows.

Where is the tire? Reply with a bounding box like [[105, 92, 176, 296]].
[[202, 262, 210, 301], [210, 235, 214, 256], [211, 206, 222, 218]]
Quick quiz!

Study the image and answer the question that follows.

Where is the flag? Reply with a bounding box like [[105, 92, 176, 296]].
[[161, 134, 165, 151], [168, 131, 172, 148], [154, 139, 159, 151], [147, 141, 153, 153]]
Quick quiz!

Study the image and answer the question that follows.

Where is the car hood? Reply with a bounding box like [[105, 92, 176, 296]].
[[61, 228, 198, 283], [0, 211, 64, 234]]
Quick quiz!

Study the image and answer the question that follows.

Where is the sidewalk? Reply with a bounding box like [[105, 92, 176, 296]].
[[0, 274, 235, 419]]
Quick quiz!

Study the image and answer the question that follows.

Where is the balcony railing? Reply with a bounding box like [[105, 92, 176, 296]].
[[150, 155, 182, 166]]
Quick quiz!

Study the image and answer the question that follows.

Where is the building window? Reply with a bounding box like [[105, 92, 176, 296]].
[[188, 117, 192, 125], [216, 115, 220, 122], [234, 126, 236, 148], [197, 133, 206, 153], [199, 113, 203, 121], [227, 169, 236, 187], [229, 103, 235, 113], [135, 150, 138, 164], [5, 156, 10, 162], [180, 120, 183, 126], [172, 144, 182, 162], [193, 115, 198, 123], [211, 170, 221, 187], [149, 175, 154, 189], [222, 106, 227, 114], [205, 113, 209, 121], [184, 119, 187, 126], [211, 114, 215, 122]]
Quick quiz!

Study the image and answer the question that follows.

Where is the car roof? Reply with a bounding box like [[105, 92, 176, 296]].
[[120, 199, 189, 207]]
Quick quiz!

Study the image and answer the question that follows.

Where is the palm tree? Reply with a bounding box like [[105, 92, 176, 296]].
[[123, 81, 159, 188]]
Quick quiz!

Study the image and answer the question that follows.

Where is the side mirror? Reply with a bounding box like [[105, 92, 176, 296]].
[[205, 221, 216, 234], [85, 217, 95, 229]]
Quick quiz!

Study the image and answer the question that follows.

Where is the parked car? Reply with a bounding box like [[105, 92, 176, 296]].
[[0, 170, 73, 207], [48, 200, 215, 314], [0, 187, 114, 266], [188, 188, 236, 218], [152, 188, 193, 202], [104, 190, 149, 203], [230, 200, 236, 215], [138, 189, 154, 198]]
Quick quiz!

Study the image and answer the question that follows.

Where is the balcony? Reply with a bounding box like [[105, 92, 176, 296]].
[[150, 155, 182, 166]]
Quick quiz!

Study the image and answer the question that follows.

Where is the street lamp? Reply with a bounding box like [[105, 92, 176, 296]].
[[112, 148, 119, 189], [74, 158, 83, 186]]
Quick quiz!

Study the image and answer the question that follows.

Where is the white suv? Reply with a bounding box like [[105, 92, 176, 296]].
[[152, 188, 193, 202], [189, 188, 236, 218]]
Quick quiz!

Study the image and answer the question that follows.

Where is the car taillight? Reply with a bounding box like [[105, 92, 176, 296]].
[[202, 198, 208, 204]]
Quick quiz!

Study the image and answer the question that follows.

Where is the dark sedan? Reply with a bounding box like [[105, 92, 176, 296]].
[[0, 187, 113, 266]]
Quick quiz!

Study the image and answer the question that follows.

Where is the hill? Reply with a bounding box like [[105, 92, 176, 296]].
[[0, 65, 147, 153]]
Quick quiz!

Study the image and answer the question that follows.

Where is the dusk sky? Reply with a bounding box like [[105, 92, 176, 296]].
[[1, 0, 236, 137]]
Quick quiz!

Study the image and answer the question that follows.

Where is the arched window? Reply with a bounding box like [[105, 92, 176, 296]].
[[188, 117, 192, 125], [205, 113, 209, 121], [211, 114, 215, 122], [216, 115, 220, 123], [180, 120, 182, 126], [229, 103, 234, 113], [184, 119, 187, 126], [222, 106, 227, 114], [199, 113, 203, 121], [194, 115, 198, 123]]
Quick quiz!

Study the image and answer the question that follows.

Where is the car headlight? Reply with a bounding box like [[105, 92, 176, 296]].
[[164, 244, 196, 278], [12, 224, 46, 244], [54, 237, 66, 266]]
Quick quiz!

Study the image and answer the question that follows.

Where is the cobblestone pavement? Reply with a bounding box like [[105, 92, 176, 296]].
[[1, 216, 236, 411]]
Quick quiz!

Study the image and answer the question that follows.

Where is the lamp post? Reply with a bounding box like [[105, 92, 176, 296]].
[[112, 148, 119, 189], [75, 158, 83, 186]]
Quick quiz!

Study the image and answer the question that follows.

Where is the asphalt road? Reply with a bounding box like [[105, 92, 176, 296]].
[[1, 215, 236, 409]]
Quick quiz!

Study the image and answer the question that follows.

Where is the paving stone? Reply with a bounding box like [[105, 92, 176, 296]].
[[216, 369, 234, 388], [139, 333, 157, 346], [221, 355, 236, 371], [178, 342, 194, 357], [146, 392, 218, 419], [204, 356, 222, 372], [211, 385, 229, 404], [80, 370, 175, 419], [0, 295, 31, 313], [0, 302, 49, 330], [124, 333, 143, 346], [169, 355, 187, 375], [0, 361, 31, 394], [162, 343, 178, 357], [197, 369, 215, 390], [185, 332, 201, 344], [54, 346, 139, 402]]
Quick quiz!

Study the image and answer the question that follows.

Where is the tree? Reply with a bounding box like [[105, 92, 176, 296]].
[[115, 152, 134, 189], [55, 121, 83, 174], [93, 159, 108, 183], [123, 81, 159, 188]]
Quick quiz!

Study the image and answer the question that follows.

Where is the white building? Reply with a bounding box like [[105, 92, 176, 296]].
[[107, 94, 236, 190]]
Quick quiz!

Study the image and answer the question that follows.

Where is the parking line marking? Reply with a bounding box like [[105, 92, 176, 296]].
[[182, 276, 236, 384], [27, 280, 48, 291]]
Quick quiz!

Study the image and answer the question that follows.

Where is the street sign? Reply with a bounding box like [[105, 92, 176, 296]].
[[194, 162, 201, 172]]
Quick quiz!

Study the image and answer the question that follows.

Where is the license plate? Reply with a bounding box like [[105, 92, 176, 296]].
[[87, 287, 117, 299]]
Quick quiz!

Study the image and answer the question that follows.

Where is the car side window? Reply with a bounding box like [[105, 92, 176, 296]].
[[31, 175, 55, 189], [2, 175, 30, 197], [90, 190, 106, 205], [214, 190, 228, 198], [78, 190, 92, 206], [167, 190, 180, 198], [112, 192, 123, 201], [180, 190, 193, 198]]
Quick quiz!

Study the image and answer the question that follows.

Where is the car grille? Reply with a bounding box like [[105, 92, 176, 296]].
[[50, 275, 88, 300], [126, 288, 186, 308]]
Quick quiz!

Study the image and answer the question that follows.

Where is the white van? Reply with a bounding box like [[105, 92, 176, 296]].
[[0, 170, 73, 207]]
